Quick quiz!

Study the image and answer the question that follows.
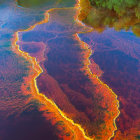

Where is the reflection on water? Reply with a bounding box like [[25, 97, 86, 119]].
[[0, 0, 140, 140], [79, 0, 140, 36]]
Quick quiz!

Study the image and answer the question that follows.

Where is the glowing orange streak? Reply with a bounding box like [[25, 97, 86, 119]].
[[11, 9, 93, 140], [74, 0, 120, 139], [74, 24, 120, 140], [11, 1, 120, 139]]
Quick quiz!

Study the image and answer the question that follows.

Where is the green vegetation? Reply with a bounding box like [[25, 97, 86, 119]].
[[89, 0, 140, 16], [17, 0, 75, 8], [79, 0, 140, 36]]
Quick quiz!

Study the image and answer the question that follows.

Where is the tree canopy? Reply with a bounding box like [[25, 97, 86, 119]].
[[79, 0, 140, 36]]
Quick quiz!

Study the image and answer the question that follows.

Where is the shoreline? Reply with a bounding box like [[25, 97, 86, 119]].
[[11, 2, 120, 139]]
